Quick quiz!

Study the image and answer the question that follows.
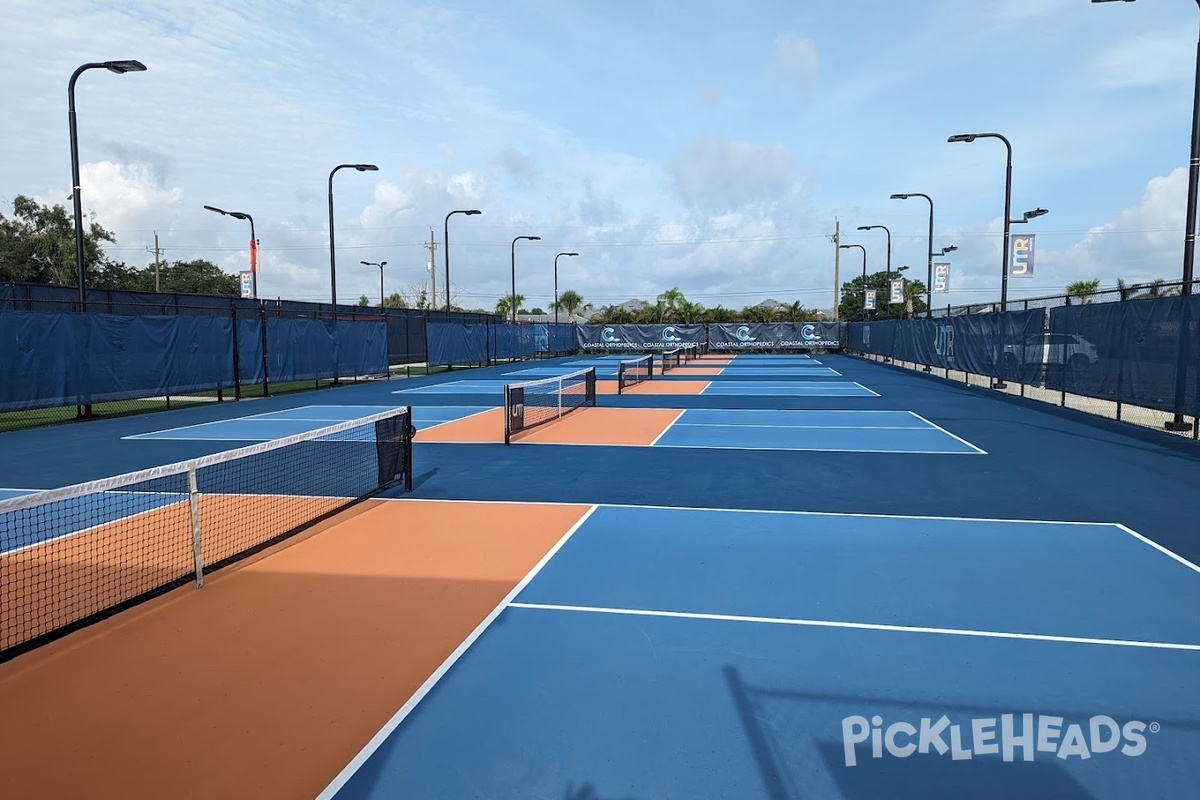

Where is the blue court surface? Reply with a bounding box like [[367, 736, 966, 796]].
[[124, 405, 490, 442], [0, 488, 35, 502], [702, 381, 878, 397], [653, 409, 983, 453], [393, 379, 509, 396], [506, 366, 843, 378], [320, 503, 1200, 800]]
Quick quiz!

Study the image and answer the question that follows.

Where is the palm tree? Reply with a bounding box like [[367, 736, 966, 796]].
[[495, 292, 525, 318], [657, 287, 686, 318], [1065, 279, 1101, 304], [554, 289, 585, 320]]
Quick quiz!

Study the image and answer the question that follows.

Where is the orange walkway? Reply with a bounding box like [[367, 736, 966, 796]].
[[0, 499, 590, 800]]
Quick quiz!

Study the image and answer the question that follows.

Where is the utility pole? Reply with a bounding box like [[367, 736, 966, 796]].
[[424, 229, 438, 311], [831, 218, 841, 321], [147, 232, 163, 292]]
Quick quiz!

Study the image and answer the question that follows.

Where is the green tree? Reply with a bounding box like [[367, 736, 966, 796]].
[[656, 287, 686, 319], [554, 289, 585, 319], [839, 270, 927, 320], [0, 194, 116, 285], [137, 259, 239, 295], [528, 307, 544, 315], [357, 295, 371, 307], [495, 293, 524, 318], [675, 299, 705, 323], [382, 292, 408, 309], [1065, 279, 1101, 304]]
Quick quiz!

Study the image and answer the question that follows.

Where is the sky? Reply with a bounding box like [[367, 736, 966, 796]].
[[1, 0, 1196, 314]]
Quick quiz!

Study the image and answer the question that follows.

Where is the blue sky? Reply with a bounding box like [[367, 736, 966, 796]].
[[1, 0, 1195, 313]]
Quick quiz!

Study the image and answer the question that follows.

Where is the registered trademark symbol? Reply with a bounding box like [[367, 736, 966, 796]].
[[1149, 722, 1161, 734]]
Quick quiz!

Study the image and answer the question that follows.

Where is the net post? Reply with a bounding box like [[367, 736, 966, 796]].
[[187, 463, 204, 588], [503, 384, 512, 445], [403, 406, 414, 491]]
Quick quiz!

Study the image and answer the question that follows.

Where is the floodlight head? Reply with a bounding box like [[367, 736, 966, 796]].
[[527, 236, 542, 241], [202, 205, 227, 216], [889, 193, 909, 200], [464, 209, 482, 215], [354, 164, 379, 172], [947, 134, 977, 143], [1024, 207, 1049, 220], [105, 60, 146, 74], [380, 261, 387, 266], [565, 252, 579, 257], [942, 245, 959, 254], [227, 211, 250, 221], [1091, 0, 1135, 4]]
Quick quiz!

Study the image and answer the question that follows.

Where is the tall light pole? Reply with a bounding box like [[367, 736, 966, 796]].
[[1094, 0, 1196, 430], [889, 193, 935, 318], [947, 133, 1015, 311], [328, 163, 378, 322], [444, 209, 481, 315], [360, 260, 387, 306], [69, 60, 146, 313], [510, 235, 541, 324], [839, 243, 868, 317], [203, 205, 257, 298], [554, 252, 579, 324], [857, 224, 891, 314]]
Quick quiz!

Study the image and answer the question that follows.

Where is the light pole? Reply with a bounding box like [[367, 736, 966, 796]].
[[889, 193, 934, 318], [936, 245, 958, 257], [69, 60, 146, 313], [510, 235, 541, 324], [328, 163, 378, 322], [444, 209, 481, 315], [857, 224, 891, 314], [839, 243, 868, 317], [360, 260, 387, 306], [203, 205, 257, 298], [947, 133, 1016, 311], [553, 252, 578, 324], [1094, 0, 1196, 431]]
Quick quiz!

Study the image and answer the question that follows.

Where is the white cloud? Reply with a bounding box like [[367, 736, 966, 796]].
[[774, 34, 818, 89], [1091, 33, 1193, 90], [668, 138, 798, 212]]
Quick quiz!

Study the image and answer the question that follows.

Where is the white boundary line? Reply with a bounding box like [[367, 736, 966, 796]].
[[670, 423, 928, 431], [907, 412, 989, 455], [377, 497, 1126, 527], [314, 504, 601, 800], [534, 441, 983, 455], [648, 410, 688, 447], [1114, 523, 1200, 575], [506, 603, 1200, 652]]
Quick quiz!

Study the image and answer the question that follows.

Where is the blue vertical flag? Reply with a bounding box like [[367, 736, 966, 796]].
[[1009, 235, 1035, 278]]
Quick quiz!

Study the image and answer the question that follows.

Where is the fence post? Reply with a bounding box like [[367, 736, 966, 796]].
[[231, 300, 242, 401], [259, 303, 271, 397]]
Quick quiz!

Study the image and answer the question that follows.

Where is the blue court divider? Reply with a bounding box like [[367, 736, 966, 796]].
[[1047, 295, 1199, 416], [848, 310, 1046, 385], [261, 318, 387, 382], [491, 323, 535, 361], [237, 316, 265, 385], [533, 323, 577, 354], [0, 311, 235, 412], [336, 319, 388, 377], [427, 322, 488, 367]]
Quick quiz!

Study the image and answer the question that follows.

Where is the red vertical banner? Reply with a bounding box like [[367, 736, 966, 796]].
[[249, 237, 258, 274]]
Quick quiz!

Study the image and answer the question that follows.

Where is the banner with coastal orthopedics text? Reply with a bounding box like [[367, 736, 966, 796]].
[[575, 324, 706, 350], [708, 322, 845, 350]]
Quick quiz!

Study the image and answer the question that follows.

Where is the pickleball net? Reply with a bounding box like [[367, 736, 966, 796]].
[[0, 406, 414, 661], [617, 355, 654, 394], [504, 367, 597, 444], [661, 348, 683, 374]]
